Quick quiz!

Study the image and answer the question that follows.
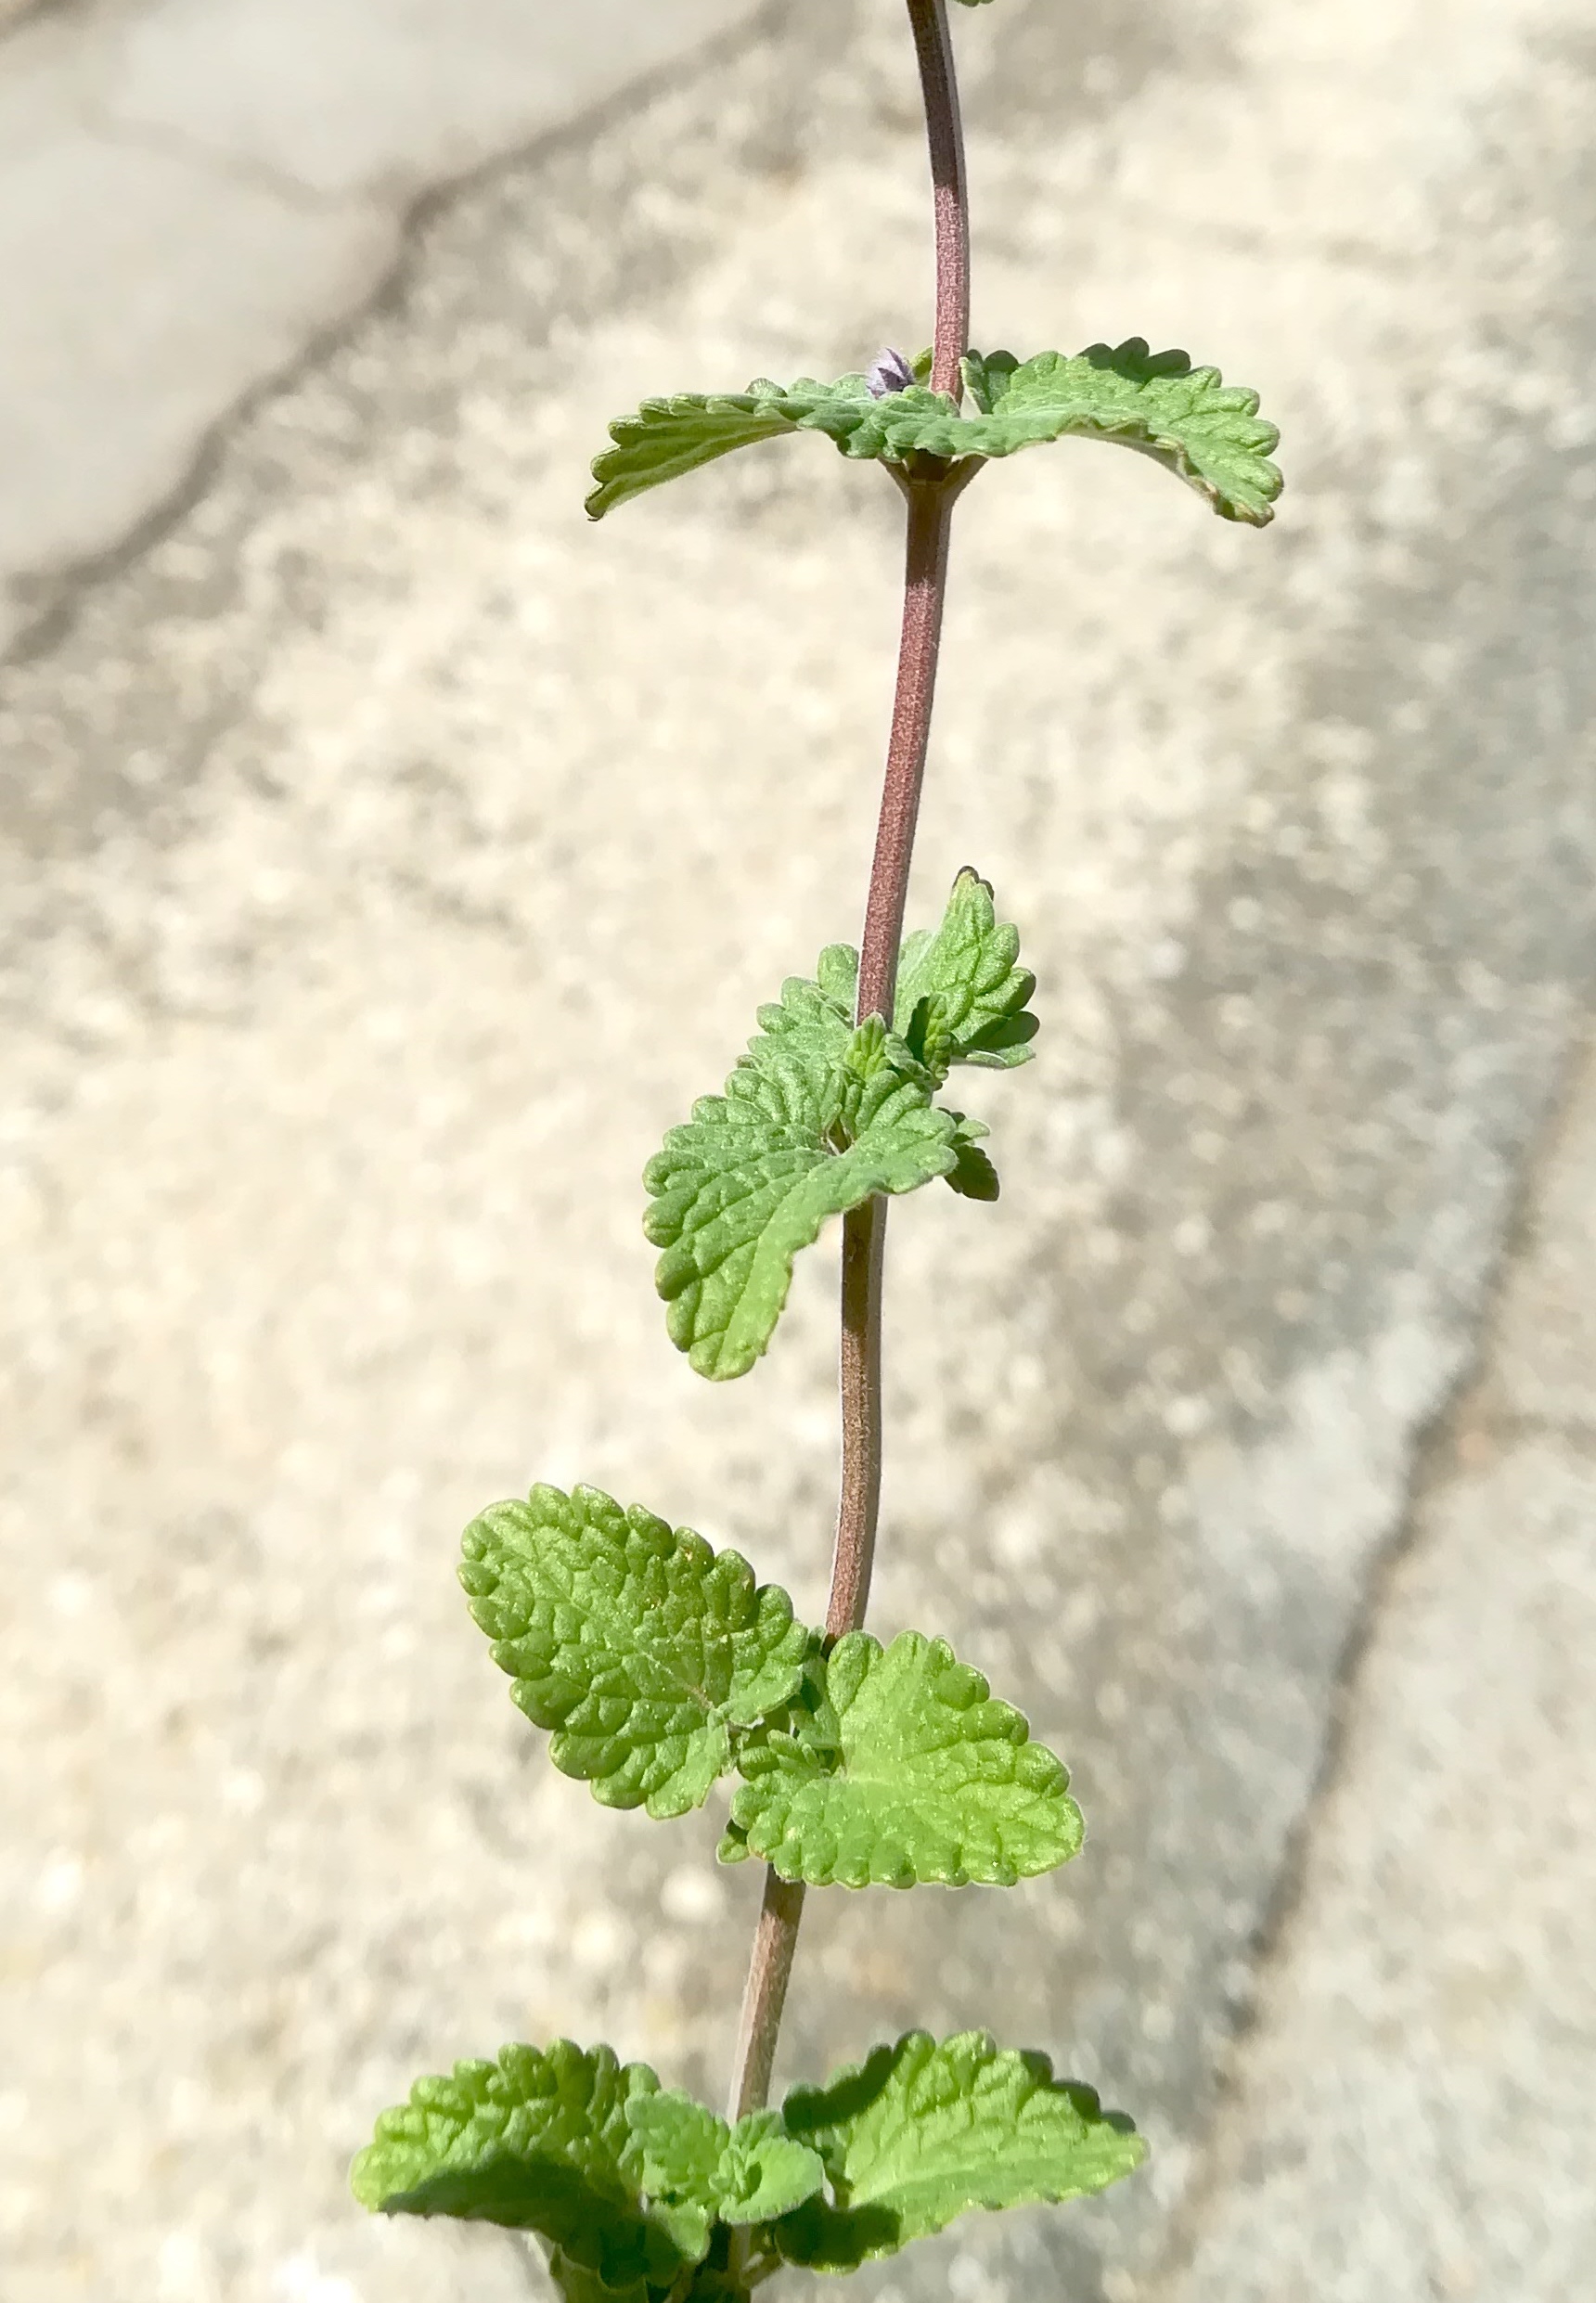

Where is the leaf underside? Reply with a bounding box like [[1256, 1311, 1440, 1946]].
[[777, 2030, 1147, 2270], [586, 341, 1281, 525], [353, 2035, 1144, 2286], [722, 1629, 1084, 1889], [458, 1484, 812, 1818], [644, 871, 1032, 1382], [892, 866, 1039, 1075]]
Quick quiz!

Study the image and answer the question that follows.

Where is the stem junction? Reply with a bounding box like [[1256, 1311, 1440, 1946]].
[[725, 0, 972, 2139]]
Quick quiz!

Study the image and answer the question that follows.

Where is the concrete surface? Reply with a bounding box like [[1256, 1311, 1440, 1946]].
[[0, 0, 758, 650], [1, 2, 1592, 2302], [1156, 1044, 1596, 2302]]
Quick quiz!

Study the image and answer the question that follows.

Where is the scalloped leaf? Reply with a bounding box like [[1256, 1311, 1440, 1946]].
[[721, 1629, 1083, 1888], [643, 1032, 960, 1382], [587, 341, 1280, 524], [810, 869, 1037, 1079], [753, 962, 855, 1074], [350, 2042, 694, 2289], [644, 876, 1038, 1379], [586, 375, 936, 518], [459, 1485, 812, 1818], [958, 342, 1281, 522], [895, 867, 1038, 1074], [945, 1124, 1000, 1203], [717, 2111, 830, 2225], [629, 2095, 827, 2232], [775, 2031, 1146, 2270], [626, 2091, 726, 2219]]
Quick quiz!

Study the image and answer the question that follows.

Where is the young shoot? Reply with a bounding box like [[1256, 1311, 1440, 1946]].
[[350, 4, 1281, 2296]]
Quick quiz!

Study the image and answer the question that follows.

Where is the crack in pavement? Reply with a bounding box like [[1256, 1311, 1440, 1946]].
[[0, 0, 775, 663]]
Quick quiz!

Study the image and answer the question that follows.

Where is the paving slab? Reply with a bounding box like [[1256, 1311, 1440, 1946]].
[[1156, 1043, 1596, 2303], [2, 3, 1594, 2302], [0, 0, 759, 650]]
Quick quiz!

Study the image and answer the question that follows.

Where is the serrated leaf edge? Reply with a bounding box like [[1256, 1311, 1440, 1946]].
[[587, 341, 1281, 526], [722, 1628, 1085, 1890]]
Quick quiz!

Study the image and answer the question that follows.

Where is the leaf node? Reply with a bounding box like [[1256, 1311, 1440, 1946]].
[[587, 342, 1280, 525], [643, 872, 1036, 1379]]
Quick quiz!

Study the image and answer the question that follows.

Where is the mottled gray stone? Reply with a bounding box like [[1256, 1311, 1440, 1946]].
[[1154, 1043, 1596, 2303], [1491, 1049, 1596, 1430], [105, 0, 759, 199], [0, 0, 759, 649]]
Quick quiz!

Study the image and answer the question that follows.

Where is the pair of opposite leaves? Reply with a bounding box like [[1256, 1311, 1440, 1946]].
[[644, 868, 1038, 1383], [606, 340, 1280, 1395], [586, 340, 1282, 528], [461, 1479, 1080, 1892], [354, 2030, 1144, 2298]]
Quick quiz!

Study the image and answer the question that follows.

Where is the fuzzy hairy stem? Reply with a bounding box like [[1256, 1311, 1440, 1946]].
[[856, 480, 961, 1027], [826, 1193, 887, 1640], [724, 0, 970, 2130], [907, 0, 971, 398], [727, 1869, 806, 2121]]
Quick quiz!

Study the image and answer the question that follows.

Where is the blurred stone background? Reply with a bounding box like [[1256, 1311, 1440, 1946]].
[[1, 3, 1591, 2300]]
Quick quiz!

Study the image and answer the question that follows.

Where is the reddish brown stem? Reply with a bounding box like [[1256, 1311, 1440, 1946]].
[[826, 1194, 887, 1640], [723, 477, 964, 2126], [907, 0, 971, 398], [856, 481, 959, 1028], [727, 1871, 806, 2120], [724, 0, 971, 2137]]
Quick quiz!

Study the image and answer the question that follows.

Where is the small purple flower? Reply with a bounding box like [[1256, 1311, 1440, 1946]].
[[865, 347, 917, 399]]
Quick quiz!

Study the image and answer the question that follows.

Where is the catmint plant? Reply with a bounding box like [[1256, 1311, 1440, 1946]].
[[350, 3, 1281, 2296]]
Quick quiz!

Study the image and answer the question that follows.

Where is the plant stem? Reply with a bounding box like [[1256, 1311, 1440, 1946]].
[[724, 0, 971, 2136], [907, 0, 971, 399], [854, 481, 959, 1030], [825, 1194, 886, 1640], [727, 1869, 806, 2120], [726, 483, 959, 2124], [829, 472, 961, 1634]]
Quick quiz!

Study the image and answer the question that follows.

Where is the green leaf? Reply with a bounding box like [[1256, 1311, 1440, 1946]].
[[957, 342, 1281, 524], [722, 1630, 1083, 1888], [645, 874, 1043, 1378], [587, 341, 1280, 524], [627, 2091, 727, 2234], [351, 2041, 695, 2289], [459, 1485, 812, 1817], [643, 1035, 960, 1382], [753, 964, 855, 1074], [629, 2095, 827, 2232], [945, 1124, 1000, 1203], [586, 375, 941, 519], [717, 2111, 829, 2225], [894, 868, 1038, 1076], [544, 2248, 654, 2303], [775, 2031, 1146, 2270]]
